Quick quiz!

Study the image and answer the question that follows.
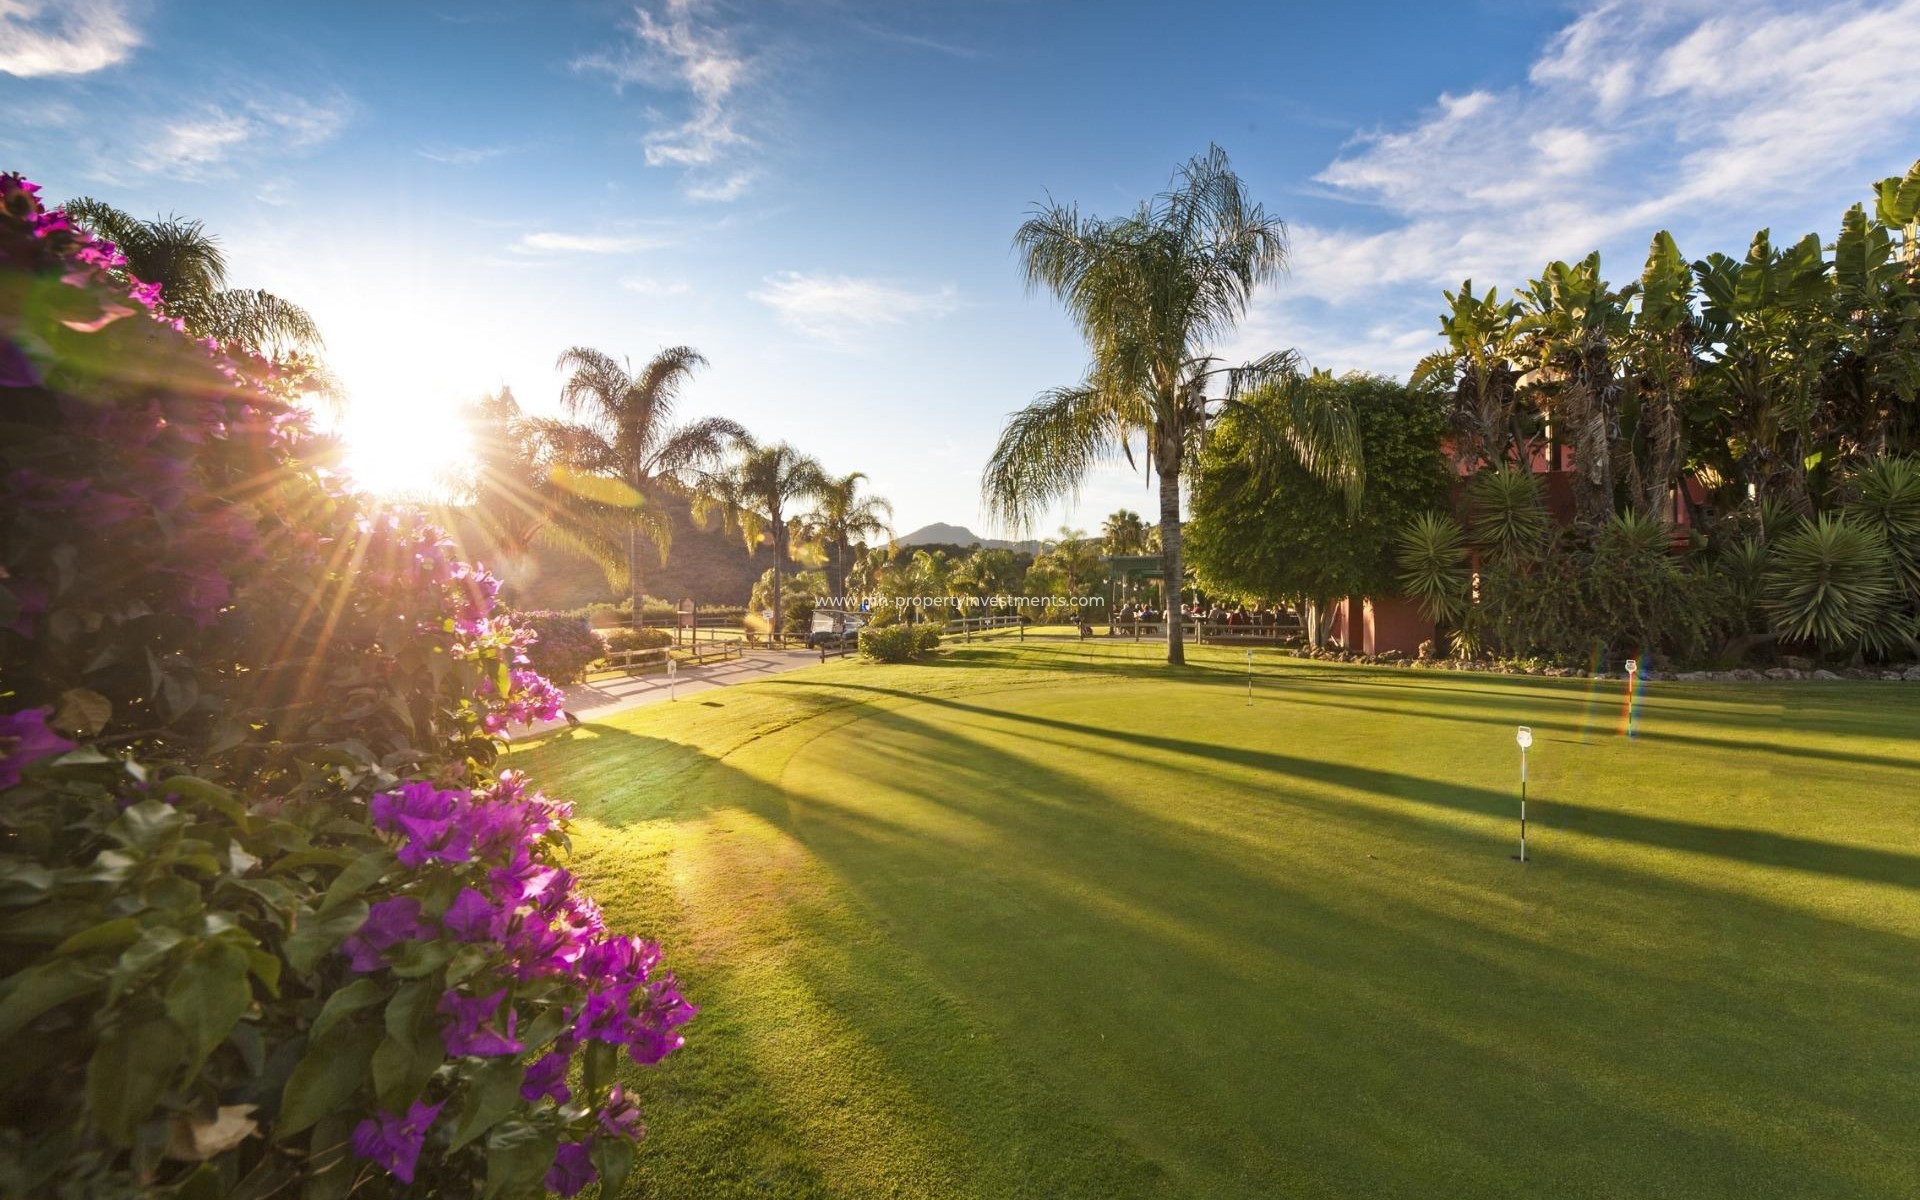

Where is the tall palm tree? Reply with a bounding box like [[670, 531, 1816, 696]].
[[699, 439, 828, 641], [1517, 253, 1631, 526], [983, 144, 1362, 664], [803, 472, 893, 602], [1410, 281, 1530, 471], [1101, 509, 1150, 555], [537, 346, 744, 618], [62, 197, 322, 357]]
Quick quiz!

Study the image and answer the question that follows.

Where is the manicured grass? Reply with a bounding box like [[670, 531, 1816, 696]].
[[511, 636, 1920, 1200]]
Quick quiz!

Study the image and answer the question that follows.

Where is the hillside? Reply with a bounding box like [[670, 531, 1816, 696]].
[[897, 522, 1043, 553]]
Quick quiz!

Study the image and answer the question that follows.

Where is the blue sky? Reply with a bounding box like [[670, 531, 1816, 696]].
[[4, 0, 1919, 535]]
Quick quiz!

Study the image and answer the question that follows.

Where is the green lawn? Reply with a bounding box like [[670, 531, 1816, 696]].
[[511, 637, 1920, 1200]]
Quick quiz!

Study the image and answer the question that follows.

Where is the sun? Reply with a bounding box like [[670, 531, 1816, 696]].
[[340, 398, 473, 498]]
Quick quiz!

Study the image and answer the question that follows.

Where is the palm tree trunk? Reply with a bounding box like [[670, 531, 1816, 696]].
[[771, 522, 784, 646], [1158, 465, 1184, 666], [627, 525, 639, 627]]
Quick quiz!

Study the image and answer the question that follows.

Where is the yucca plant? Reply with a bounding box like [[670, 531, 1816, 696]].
[[1760, 515, 1901, 653], [1465, 466, 1550, 562], [1718, 534, 1771, 613], [1846, 455, 1920, 602], [1598, 509, 1673, 557], [1395, 511, 1472, 624]]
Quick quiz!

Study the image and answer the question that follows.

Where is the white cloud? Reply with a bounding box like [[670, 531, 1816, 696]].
[[620, 275, 692, 295], [417, 142, 516, 166], [0, 0, 138, 77], [517, 230, 672, 254], [1267, 0, 1920, 377], [574, 1, 758, 199], [751, 271, 960, 345], [128, 95, 349, 178]]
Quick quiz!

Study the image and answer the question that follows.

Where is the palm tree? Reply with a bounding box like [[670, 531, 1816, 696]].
[[1101, 509, 1150, 555], [537, 346, 744, 619], [1516, 253, 1631, 526], [1410, 281, 1530, 472], [699, 439, 828, 641], [803, 472, 893, 603], [62, 198, 322, 357], [983, 145, 1362, 664]]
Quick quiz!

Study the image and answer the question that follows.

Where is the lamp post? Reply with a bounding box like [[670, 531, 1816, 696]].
[[1513, 725, 1532, 862], [1623, 658, 1640, 739], [667, 657, 678, 703]]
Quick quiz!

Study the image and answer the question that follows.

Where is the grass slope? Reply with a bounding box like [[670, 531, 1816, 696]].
[[510, 637, 1920, 1200]]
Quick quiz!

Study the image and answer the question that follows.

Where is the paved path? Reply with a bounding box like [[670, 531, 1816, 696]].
[[521, 649, 827, 736]]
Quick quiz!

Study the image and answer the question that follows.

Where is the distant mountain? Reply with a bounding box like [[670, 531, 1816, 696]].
[[896, 523, 1042, 553]]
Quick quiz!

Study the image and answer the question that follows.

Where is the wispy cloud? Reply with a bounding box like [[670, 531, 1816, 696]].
[[128, 94, 349, 178], [517, 230, 673, 254], [573, 1, 759, 201], [0, 0, 138, 77], [751, 271, 959, 346], [417, 142, 518, 166], [621, 275, 692, 295], [1245, 0, 1920, 376]]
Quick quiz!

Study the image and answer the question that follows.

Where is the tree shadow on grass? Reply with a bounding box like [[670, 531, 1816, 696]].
[[768, 678, 1920, 894], [548, 703, 1920, 1199]]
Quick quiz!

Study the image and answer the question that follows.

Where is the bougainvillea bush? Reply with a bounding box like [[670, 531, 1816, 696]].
[[0, 175, 691, 1199]]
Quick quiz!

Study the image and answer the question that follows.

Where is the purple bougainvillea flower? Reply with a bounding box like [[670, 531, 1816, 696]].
[[438, 988, 523, 1056], [0, 707, 75, 790], [340, 896, 432, 973], [597, 1084, 643, 1141], [520, 1049, 571, 1105], [441, 886, 501, 942], [544, 1140, 598, 1198], [349, 1098, 444, 1184]]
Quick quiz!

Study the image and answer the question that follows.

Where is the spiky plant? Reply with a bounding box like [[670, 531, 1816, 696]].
[[1846, 456, 1920, 602], [1760, 515, 1900, 654], [1395, 511, 1471, 625], [1465, 466, 1550, 562]]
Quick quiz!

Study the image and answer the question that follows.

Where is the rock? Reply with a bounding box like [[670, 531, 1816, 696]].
[[1811, 669, 1842, 681], [1782, 655, 1816, 671], [1883, 671, 1905, 681], [1764, 667, 1802, 681], [1675, 671, 1712, 682], [1904, 667, 1920, 682], [1731, 668, 1764, 682]]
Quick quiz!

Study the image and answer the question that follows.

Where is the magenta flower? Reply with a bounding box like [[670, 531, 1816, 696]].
[[0, 708, 75, 790], [597, 1085, 643, 1140], [349, 1098, 443, 1184], [441, 887, 501, 941], [438, 988, 523, 1057], [340, 896, 432, 973], [543, 1140, 597, 1198], [520, 1049, 571, 1104]]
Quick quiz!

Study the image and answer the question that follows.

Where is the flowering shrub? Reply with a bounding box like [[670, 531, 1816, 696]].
[[512, 612, 600, 685], [0, 174, 689, 1199]]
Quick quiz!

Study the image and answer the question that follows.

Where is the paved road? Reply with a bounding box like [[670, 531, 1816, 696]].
[[520, 649, 827, 736]]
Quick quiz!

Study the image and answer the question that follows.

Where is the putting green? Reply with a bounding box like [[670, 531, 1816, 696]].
[[512, 639, 1920, 1200]]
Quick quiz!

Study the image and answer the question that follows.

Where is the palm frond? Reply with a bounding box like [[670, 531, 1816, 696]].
[[982, 384, 1120, 532]]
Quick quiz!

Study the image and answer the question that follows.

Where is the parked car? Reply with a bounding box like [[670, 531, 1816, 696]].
[[808, 609, 867, 648]]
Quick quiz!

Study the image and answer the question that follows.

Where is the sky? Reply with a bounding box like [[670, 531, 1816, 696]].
[[3, 0, 1919, 537]]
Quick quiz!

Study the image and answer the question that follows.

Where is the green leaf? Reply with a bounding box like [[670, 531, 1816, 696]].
[[448, 1056, 522, 1150], [283, 900, 368, 975], [0, 957, 103, 1039], [87, 1014, 186, 1146], [371, 980, 445, 1109], [165, 940, 254, 1077], [52, 916, 140, 957], [308, 977, 385, 1045], [318, 850, 394, 914], [275, 1020, 381, 1137], [483, 1121, 557, 1200], [111, 798, 186, 852], [110, 925, 186, 999], [593, 1136, 637, 1198], [157, 775, 248, 825]]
